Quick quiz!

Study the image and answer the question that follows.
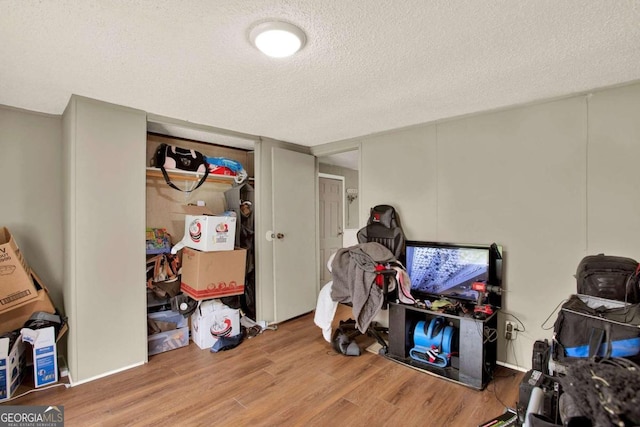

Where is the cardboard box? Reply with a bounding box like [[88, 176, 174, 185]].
[[0, 227, 37, 312], [0, 334, 26, 402], [0, 271, 57, 335], [178, 206, 236, 252], [1, 324, 67, 401], [181, 248, 246, 300], [191, 300, 240, 350], [147, 310, 189, 356], [20, 326, 58, 388]]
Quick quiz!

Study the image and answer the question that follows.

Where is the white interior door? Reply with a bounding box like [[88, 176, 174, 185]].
[[272, 147, 317, 322], [319, 176, 343, 285]]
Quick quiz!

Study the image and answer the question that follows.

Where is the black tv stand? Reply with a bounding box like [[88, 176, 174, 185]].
[[385, 301, 498, 390]]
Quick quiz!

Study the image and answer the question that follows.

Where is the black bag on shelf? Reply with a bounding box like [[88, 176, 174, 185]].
[[152, 143, 209, 192], [575, 254, 640, 303]]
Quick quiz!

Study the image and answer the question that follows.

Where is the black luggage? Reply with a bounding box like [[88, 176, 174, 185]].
[[552, 294, 640, 362], [575, 254, 639, 303]]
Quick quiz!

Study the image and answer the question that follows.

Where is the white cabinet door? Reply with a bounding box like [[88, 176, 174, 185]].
[[63, 95, 147, 384], [271, 147, 317, 322]]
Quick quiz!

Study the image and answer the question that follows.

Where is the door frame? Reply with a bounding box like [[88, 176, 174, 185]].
[[311, 143, 361, 231], [312, 141, 361, 291]]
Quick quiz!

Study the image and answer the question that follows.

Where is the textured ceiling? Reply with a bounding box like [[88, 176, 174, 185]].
[[1, 1, 639, 147]]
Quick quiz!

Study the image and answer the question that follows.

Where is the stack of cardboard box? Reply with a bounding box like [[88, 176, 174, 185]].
[[178, 206, 247, 300], [175, 207, 245, 351], [0, 227, 65, 402], [145, 206, 247, 355]]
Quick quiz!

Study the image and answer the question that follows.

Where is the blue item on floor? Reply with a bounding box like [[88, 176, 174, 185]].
[[210, 334, 243, 352]]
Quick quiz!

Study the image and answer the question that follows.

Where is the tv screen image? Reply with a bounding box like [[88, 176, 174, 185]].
[[406, 243, 490, 303]]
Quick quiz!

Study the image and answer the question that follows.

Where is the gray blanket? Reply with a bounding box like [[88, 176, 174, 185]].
[[330, 242, 396, 333]]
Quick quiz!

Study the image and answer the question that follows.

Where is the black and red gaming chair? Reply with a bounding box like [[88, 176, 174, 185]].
[[358, 204, 406, 305], [357, 204, 405, 260], [333, 205, 406, 356]]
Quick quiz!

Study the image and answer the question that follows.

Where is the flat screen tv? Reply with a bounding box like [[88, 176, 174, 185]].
[[405, 241, 503, 307]]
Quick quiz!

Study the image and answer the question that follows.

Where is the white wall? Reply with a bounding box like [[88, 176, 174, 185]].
[[0, 105, 64, 308], [3, 81, 640, 373], [357, 83, 639, 370], [588, 85, 640, 254], [361, 124, 437, 240]]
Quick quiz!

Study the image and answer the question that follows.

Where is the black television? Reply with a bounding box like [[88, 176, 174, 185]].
[[405, 241, 503, 307]]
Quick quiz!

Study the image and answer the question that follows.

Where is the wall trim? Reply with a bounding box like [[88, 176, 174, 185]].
[[68, 361, 146, 387], [497, 360, 527, 373]]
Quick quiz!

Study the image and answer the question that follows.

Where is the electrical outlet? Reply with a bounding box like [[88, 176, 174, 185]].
[[505, 321, 516, 340]]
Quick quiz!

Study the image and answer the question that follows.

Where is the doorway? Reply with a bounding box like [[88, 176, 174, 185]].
[[318, 174, 344, 284], [317, 149, 360, 285]]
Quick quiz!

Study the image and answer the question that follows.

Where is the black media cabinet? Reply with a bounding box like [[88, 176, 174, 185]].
[[385, 301, 498, 390]]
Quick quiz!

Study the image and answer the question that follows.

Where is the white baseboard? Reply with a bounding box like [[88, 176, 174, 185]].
[[497, 360, 527, 372], [68, 361, 146, 387]]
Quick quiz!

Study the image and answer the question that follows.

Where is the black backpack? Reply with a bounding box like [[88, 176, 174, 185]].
[[575, 254, 640, 303]]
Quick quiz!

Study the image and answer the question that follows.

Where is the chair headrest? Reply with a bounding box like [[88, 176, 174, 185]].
[[368, 205, 396, 229]]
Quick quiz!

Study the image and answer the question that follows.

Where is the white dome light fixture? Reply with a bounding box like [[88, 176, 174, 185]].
[[250, 21, 306, 58]]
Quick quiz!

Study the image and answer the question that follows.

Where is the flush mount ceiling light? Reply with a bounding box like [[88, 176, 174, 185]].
[[249, 21, 306, 58]]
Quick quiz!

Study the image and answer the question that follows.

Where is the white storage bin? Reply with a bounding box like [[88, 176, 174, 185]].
[[147, 310, 189, 356]]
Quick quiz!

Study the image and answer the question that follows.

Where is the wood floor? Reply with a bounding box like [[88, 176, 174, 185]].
[[6, 305, 524, 427]]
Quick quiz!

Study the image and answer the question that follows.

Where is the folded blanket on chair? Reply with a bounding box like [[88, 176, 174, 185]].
[[330, 242, 396, 333]]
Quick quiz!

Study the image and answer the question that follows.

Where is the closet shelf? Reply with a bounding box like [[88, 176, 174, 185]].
[[146, 167, 252, 184]]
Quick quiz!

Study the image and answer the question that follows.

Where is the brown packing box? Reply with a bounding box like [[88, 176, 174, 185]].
[[0, 227, 37, 313], [180, 247, 246, 300], [179, 205, 215, 216], [0, 271, 57, 334]]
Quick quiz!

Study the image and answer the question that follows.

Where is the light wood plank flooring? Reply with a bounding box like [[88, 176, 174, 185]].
[[5, 306, 524, 426]]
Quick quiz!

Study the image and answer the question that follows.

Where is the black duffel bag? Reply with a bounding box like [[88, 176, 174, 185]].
[[552, 294, 640, 362], [152, 143, 209, 192], [575, 254, 640, 303]]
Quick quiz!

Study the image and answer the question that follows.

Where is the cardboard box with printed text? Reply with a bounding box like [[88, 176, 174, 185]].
[[1, 324, 67, 401], [20, 326, 58, 388], [0, 334, 26, 402], [176, 206, 236, 252], [181, 248, 246, 300], [0, 227, 37, 313], [0, 271, 57, 335], [191, 300, 240, 350]]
